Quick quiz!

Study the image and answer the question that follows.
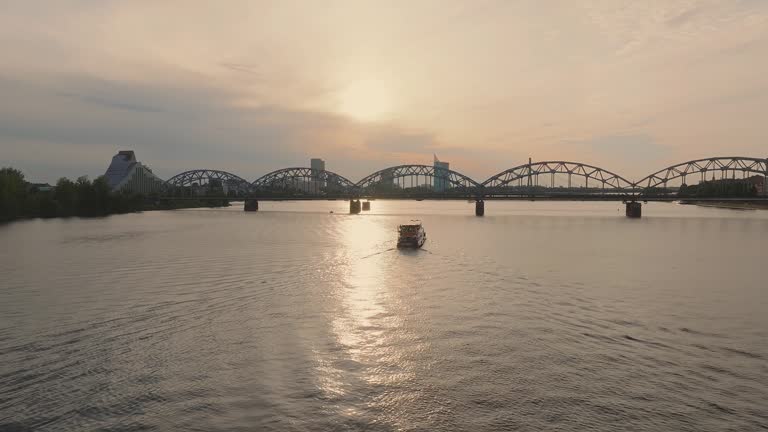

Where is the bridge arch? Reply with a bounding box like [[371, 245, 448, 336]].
[[164, 169, 252, 195], [355, 165, 481, 196], [251, 167, 358, 196], [482, 161, 635, 192], [635, 157, 768, 189]]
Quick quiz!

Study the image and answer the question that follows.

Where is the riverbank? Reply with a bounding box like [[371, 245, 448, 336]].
[[679, 200, 768, 210], [145, 199, 231, 211], [1, 198, 231, 224], [1, 166, 235, 223]]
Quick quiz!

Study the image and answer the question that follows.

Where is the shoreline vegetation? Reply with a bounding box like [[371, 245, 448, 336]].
[[678, 201, 768, 210], [1, 167, 228, 223]]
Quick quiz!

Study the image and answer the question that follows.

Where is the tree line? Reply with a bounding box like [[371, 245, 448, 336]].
[[678, 178, 758, 198], [1, 167, 230, 222], [0, 167, 146, 221]]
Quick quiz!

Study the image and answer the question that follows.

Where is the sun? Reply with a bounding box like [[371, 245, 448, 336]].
[[338, 79, 392, 122]]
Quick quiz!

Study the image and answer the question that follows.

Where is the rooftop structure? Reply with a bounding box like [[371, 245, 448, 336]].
[[746, 175, 767, 196], [433, 154, 450, 192], [104, 150, 164, 194], [310, 158, 325, 173]]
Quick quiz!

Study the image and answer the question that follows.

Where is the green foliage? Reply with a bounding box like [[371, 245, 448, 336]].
[[678, 179, 758, 198], [0, 169, 145, 221], [54, 177, 77, 216], [0, 167, 27, 221], [0, 166, 230, 222]]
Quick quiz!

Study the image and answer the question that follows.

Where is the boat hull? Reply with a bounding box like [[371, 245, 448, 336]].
[[397, 234, 426, 248], [397, 222, 426, 249]]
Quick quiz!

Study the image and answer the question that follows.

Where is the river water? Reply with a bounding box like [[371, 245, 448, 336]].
[[1, 201, 766, 431]]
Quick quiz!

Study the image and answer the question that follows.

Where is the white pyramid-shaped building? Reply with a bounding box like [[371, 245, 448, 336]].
[[104, 150, 165, 194]]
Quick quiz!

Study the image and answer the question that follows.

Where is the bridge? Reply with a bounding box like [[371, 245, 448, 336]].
[[157, 156, 767, 217]]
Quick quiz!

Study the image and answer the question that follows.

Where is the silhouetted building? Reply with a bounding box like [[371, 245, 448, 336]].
[[104, 150, 164, 194], [26, 183, 53, 192], [746, 175, 767, 196], [433, 154, 450, 192], [380, 167, 397, 189], [311, 158, 325, 176], [309, 158, 326, 193]]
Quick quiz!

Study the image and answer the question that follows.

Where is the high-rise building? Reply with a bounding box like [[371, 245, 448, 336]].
[[310, 158, 325, 173], [310, 158, 326, 193], [433, 154, 450, 192], [104, 150, 164, 194]]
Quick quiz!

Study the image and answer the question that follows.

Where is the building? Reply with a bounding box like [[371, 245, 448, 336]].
[[310, 158, 326, 192], [27, 183, 54, 193], [746, 175, 767, 196], [310, 158, 325, 173], [433, 154, 450, 192], [104, 150, 165, 194]]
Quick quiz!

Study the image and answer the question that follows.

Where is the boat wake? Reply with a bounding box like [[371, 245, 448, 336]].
[[360, 247, 434, 259], [360, 248, 396, 259]]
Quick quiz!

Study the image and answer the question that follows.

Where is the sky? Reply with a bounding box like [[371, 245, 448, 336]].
[[1, 0, 767, 184]]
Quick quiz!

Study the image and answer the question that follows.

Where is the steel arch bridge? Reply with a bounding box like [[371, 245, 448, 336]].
[[165, 169, 252, 194], [157, 156, 767, 201], [251, 167, 358, 197], [355, 164, 481, 197], [482, 161, 635, 194], [634, 157, 768, 189]]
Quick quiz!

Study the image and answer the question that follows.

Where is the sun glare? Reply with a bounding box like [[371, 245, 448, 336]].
[[338, 79, 392, 122]]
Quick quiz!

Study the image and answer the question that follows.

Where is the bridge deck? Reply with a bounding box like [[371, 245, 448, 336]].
[[158, 195, 768, 202]]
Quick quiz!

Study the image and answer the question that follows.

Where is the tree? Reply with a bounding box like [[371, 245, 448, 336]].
[[0, 167, 27, 220], [54, 177, 77, 216], [92, 176, 111, 215]]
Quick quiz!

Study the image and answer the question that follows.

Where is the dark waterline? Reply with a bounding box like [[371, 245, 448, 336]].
[[1, 201, 766, 431]]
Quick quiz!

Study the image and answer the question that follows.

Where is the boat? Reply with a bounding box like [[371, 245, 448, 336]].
[[397, 220, 427, 248]]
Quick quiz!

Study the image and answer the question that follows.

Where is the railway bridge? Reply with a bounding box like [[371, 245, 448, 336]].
[[157, 156, 768, 218]]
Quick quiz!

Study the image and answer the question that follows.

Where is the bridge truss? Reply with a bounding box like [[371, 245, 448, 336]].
[[158, 156, 767, 200], [251, 168, 358, 197], [356, 165, 480, 197], [482, 161, 636, 195], [164, 169, 252, 195], [634, 157, 768, 189]]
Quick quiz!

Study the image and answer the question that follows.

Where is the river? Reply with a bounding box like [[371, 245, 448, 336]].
[[1, 201, 766, 431]]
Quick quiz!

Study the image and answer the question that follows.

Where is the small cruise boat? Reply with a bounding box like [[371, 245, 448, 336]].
[[397, 220, 427, 248]]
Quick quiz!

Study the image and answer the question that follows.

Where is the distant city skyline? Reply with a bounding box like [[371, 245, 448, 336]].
[[433, 155, 450, 192], [1, 1, 767, 184], [101, 149, 766, 190]]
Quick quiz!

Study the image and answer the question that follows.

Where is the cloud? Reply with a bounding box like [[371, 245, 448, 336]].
[[564, 134, 669, 160], [1, 0, 767, 183], [364, 130, 437, 154], [58, 92, 166, 113], [559, 134, 673, 179], [0, 72, 451, 183]]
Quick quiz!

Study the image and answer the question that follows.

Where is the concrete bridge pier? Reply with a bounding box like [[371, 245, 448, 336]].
[[244, 199, 259, 212], [625, 201, 642, 218], [475, 199, 485, 216], [350, 199, 362, 214], [362, 201, 371, 211]]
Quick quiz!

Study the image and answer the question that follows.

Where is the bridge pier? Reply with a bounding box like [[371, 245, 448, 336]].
[[625, 201, 642, 218], [349, 199, 362, 214], [362, 201, 371, 211], [475, 199, 485, 216], [244, 199, 259, 211]]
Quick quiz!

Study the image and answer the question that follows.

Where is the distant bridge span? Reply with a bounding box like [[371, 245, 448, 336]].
[[356, 164, 480, 197], [157, 156, 768, 216], [251, 167, 357, 196], [635, 157, 768, 189], [482, 161, 635, 192], [165, 169, 250, 194]]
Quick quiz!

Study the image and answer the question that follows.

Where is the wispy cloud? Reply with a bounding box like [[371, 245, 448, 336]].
[[0, 0, 766, 182]]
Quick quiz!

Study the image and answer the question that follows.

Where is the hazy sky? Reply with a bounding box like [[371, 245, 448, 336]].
[[1, 0, 767, 183]]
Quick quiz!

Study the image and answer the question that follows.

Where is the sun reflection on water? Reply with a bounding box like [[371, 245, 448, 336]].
[[310, 214, 426, 421], [334, 216, 391, 355]]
